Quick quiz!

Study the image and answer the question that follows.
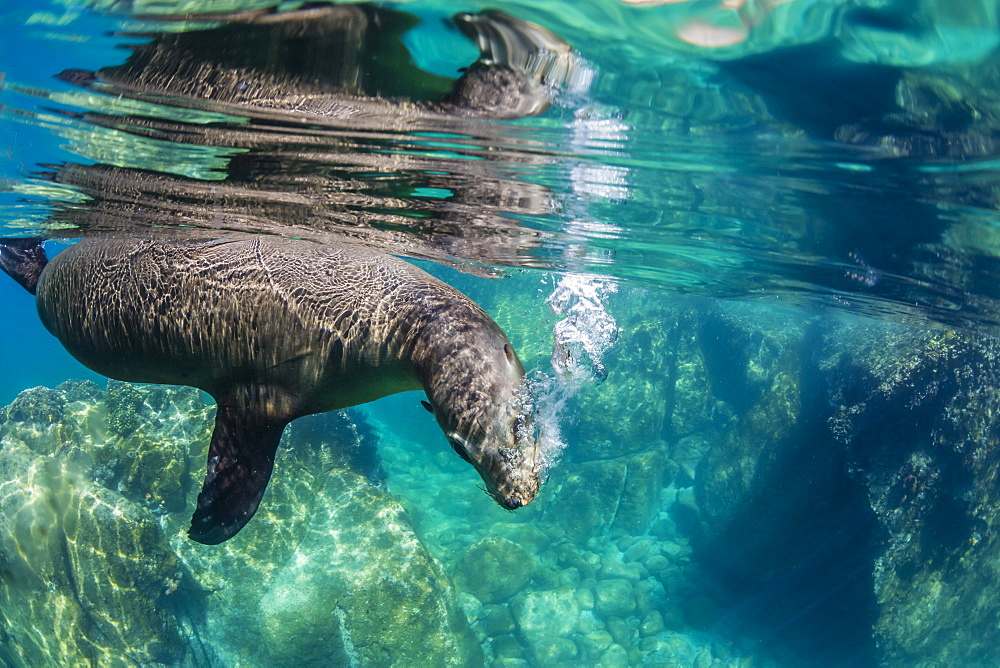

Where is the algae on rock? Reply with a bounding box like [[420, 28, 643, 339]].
[[822, 325, 1000, 666]]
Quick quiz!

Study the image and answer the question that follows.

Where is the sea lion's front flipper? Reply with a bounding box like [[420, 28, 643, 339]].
[[189, 394, 291, 545], [0, 237, 47, 295]]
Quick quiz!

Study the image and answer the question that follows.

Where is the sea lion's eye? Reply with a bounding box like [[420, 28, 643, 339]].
[[503, 343, 515, 363], [449, 438, 472, 463]]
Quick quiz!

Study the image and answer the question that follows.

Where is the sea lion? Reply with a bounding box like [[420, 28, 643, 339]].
[[59, 5, 579, 122], [43, 5, 580, 274], [0, 235, 540, 544]]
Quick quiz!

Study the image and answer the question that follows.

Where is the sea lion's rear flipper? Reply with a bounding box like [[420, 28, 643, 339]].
[[0, 237, 47, 295], [188, 398, 290, 545]]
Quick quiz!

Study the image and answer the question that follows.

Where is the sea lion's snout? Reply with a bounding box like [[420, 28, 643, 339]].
[[479, 407, 543, 511], [492, 462, 540, 510], [446, 421, 541, 510]]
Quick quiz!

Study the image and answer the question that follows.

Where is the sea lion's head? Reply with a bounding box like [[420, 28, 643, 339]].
[[417, 309, 541, 509]]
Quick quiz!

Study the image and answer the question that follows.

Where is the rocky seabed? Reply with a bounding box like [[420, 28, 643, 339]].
[[4, 295, 1000, 666]]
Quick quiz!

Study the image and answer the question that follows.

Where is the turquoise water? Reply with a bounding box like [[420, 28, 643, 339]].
[[3, 1, 1000, 666]]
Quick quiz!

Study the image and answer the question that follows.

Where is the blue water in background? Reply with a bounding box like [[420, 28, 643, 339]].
[[0, 276, 100, 405], [3, 1, 1000, 666], [0, 2, 121, 403]]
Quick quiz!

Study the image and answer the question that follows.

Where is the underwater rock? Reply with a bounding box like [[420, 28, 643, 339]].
[[256, 468, 481, 667], [57, 379, 104, 403], [4, 386, 67, 426], [286, 408, 385, 487], [1, 378, 474, 665], [101, 385, 211, 515], [643, 553, 671, 577], [681, 305, 1000, 665], [623, 537, 652, 562], [686, 309, 880, 664], [543, 448, 671, 542], [483, 604, 516, 637], [457, 592, 485, 625], [567, 291, 717, 462], [169, 399, 478, 666], [579, 629, 613, 655], [1, 381, 211, 516], [491, 634, 527, 662], [490, 522, 551, 556], [1, 385, 93, 460], [570, 372, 667, 461], [820, 324, 1000, 666], [614, 449, 673, 532], [543, 459, 627, 543], [8, 380, 385, 524], [640, 610, 665, 637], [452, 535, 536, 604], [58, 478, 191, 662], [105, 380, 145, 437], [694, 304, 807, 530], [668, 318, 723, 421], [600, 643, 629, 666], [0, 441, 191, 666], [531, 637, 578, 663], [564, 302, 696, 462], [595, 578, 636, 618], [599, 560, 645, 583], [571, 296, 731, 460], [605, 615, 632, 648], [510, 587, 581, 660]]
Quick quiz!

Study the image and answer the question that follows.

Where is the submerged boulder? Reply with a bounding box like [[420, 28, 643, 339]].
[[1, 381, 211, 517], [165, 390, 479, 666], [511, 587, 582, 663], [671, 302, 1000, 666], [542, 448, 674, 542], [452, 535, 536, 604], [256, 468, 482, 667], [0, 441, 190, 666], [822, 324, 1000, 666], [0, 379, 476, 666]]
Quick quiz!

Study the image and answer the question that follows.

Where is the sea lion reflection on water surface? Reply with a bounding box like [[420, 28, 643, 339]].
[[0, 236, 541, 544], [46, 4, 584, 275], [61, 4, 578, 122]]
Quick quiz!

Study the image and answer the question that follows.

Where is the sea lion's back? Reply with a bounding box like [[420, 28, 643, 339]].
[[34, 235, 464, 391]]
